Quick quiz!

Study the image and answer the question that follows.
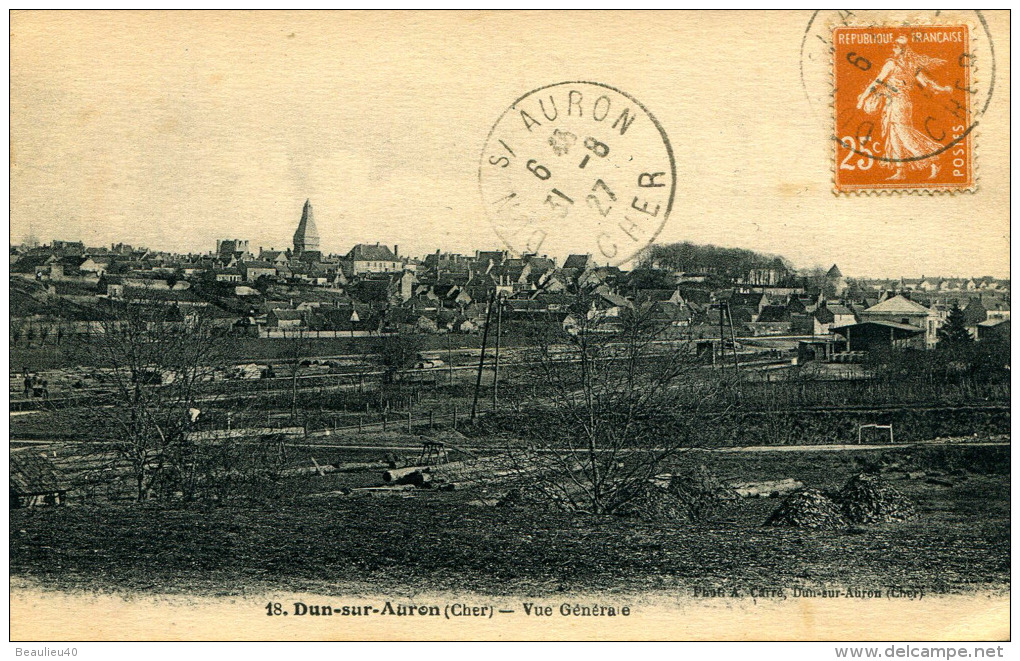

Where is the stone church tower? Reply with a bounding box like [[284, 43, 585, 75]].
[[293, 199, 320, 256]]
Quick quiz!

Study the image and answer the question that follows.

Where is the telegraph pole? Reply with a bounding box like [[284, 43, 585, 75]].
[[726, 303, 741, 373], [446, 332, 454, 383], [471, 289, 496, 422], [492, 292, 503, 409], [717, 302, 726, 372]]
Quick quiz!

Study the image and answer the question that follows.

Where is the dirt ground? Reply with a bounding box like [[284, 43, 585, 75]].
[[9, 446, 1009, 598]]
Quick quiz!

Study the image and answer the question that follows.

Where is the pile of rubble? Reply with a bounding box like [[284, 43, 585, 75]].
[[496, 481, 596, 513], [487, 465, 739, 522], [765, 473, 915, 530], [611, 467, 737, 522], [838, 473, 916, 524], [608, 480, 693, 521], [764, 488, 849, 529]]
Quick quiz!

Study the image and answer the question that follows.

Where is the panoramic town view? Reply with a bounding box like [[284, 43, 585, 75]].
[[10, 198, 1010, 598]]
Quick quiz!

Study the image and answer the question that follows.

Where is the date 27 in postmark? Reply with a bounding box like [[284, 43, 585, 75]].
[[833, 24, 975, 193]]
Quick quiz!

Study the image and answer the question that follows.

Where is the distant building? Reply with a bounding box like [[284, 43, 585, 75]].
[[241, 261, 278, 282], [977, 318, 1010, 342], [346, 243, 401, 275], [859, 294, 938, 346], [293, 199, 321, 257], [51, 240, 86, 255], [267, 309, 304, 329], [216, 239, 250, 260], [825, 264, 847, 296], [563, 254, 594, 270], [985, 300, 1010, 321], [962, 299, 988, 338], [214, 268, 242, 283], [813, 302, 856, 335], [830, 320, 925, 353]]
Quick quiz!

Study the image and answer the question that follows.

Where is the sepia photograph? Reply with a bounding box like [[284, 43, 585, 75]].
[[7, 10, 1010, 644]]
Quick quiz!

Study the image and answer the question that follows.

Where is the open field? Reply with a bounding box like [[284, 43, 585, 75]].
[[10, 445, 1009, 597]]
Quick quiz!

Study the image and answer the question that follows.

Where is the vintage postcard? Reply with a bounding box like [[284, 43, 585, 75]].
[[8, 10, 1010, 644]]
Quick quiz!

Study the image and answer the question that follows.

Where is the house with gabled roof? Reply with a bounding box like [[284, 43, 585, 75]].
[[345, 243, 401, 275], [10, 254, 56, 280], [240, 260, 278, 282], [860, 294, 938, 346], [536, 269, 571, 293], [259, 249, 291, 266], [985, 300, 1010, 321], [563, 254, 594, 270], [977, 318, 1010, 342], [267, 309, 304, 328], [813, 302, 856, 335]]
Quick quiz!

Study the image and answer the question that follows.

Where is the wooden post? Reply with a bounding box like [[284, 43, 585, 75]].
[[453, 403, 457, 430], [447, 334, 454, 384], [383, 414, 387, 431], [471, 289, 496, 422], [717, 304, 725, 371], [727, 303, 741, 374], [407, 408, 412, 433], [429, 410, 434, 429], [493, 292, 502, 410]]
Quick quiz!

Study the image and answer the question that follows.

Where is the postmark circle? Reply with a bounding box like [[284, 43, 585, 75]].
[[479, 81, 676, 266]]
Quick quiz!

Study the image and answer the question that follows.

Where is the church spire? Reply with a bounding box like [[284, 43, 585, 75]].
[[293, 199, 320, 256]]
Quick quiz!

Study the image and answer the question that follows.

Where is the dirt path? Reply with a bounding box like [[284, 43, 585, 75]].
[[277, 439, 1009, 454]]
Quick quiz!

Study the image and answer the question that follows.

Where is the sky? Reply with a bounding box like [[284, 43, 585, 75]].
[[9, 10, 1011, 278]]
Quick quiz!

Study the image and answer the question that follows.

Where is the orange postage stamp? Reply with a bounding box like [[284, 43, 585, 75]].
[[833, 24, 975, 193]]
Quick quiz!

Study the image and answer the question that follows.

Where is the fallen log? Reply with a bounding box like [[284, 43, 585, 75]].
[[382, 465, 434, 484], [305, 488, 353, 498], [332, 461, 389, 473], [727, 478, 803, 498], [426, 454, 581, 487], [281, 465, 340, 477], [306, 485, 417, 498], [354, 484, 417, 492]]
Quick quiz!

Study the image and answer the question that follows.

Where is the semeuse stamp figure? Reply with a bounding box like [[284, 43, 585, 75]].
[[856, 35, 954, 181], [833, 25, 975, 193]]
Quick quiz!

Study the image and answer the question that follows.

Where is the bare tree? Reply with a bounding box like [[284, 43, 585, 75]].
[[505, 290, 723, 515], [374, 331, 421, 380], [280, 332, 315, 425], [60, 305, 233, 501]]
